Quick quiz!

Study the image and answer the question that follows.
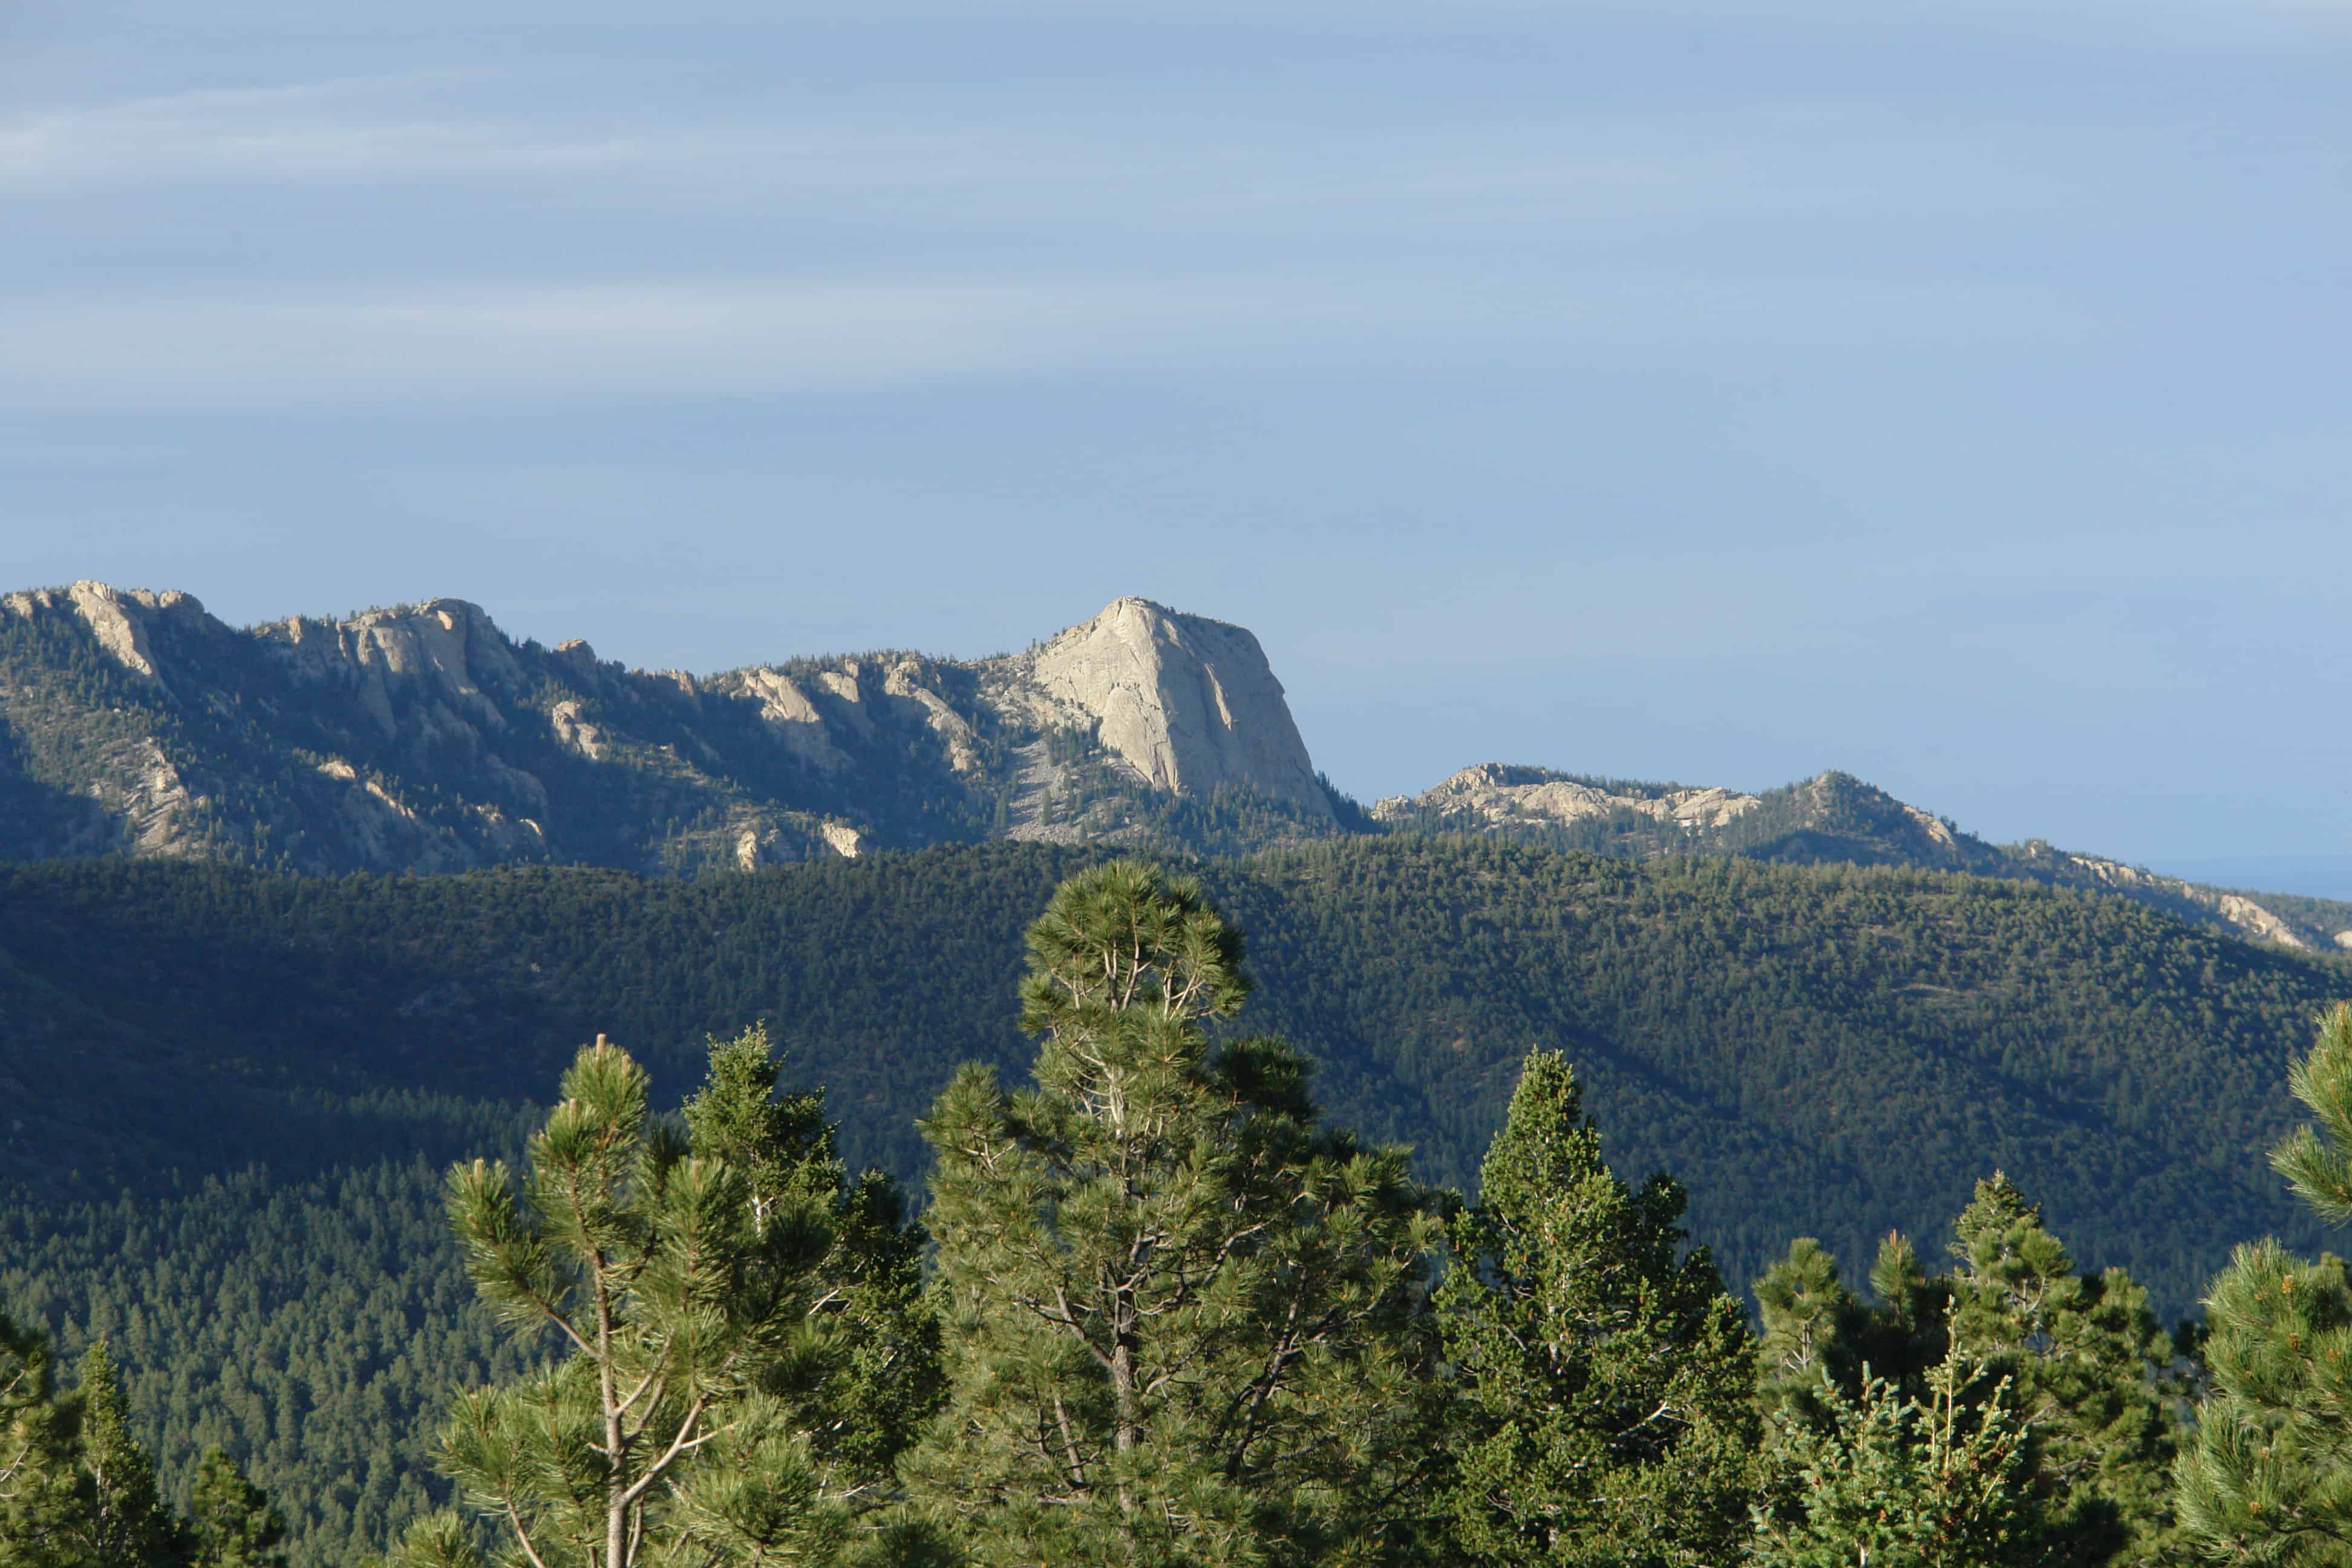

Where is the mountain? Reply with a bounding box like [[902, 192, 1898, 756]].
[[6, 579, 2344, 951], [1375, 762, 2352, 953], [0, 584, 1338, 874]]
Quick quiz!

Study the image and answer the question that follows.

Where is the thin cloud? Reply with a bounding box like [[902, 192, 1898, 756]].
[[0, 72, 1090, 196], [0, 272, 2077, 411]]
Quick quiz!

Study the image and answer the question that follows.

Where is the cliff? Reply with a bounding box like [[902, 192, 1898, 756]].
[[0, 584, 1340, 874]]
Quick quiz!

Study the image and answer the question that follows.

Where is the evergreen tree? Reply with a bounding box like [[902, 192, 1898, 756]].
[[378, 1034, 858, 1568], [2176, 1001, 2352, 1561], [71, 1342, 183, 1568], [907, 860, 1448, 1568], [679, 1023, 944, 1486], [1437, 1050, 1757, 1567], [185, 1452, 286, 1568], [1860, 1232, 1950, 1392], [1754, 1238, 1865, 1433], [0, 1309, 85, 1568], [1944, 1175, 2177, 1563], [1750, 1343, 2047, 1567]]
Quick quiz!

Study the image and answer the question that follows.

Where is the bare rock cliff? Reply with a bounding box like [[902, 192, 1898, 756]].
[[1005, 597, 1331, 820], [1376, 762, 1756, 834], [0, 583, 1338, 872]]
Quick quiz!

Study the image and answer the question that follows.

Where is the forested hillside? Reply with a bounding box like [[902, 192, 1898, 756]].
[[1379, 763, 2352, 952], [4, 837, 2347, 1564], [8, 839, 2342, 1284]]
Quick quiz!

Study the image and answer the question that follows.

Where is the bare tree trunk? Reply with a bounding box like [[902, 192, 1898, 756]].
[[598, 1264, 629, 1568]]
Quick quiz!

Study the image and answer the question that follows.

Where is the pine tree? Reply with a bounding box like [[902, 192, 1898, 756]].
[[906, 859, 1448, 1568], [679, 1022, 944, 1486], [2176, 1001, 2352, 1561], [377, 1033, 860, 1568], [71, 1342, 183, 1568], [1754, 1238, 1865, 1433], [1861, 1232, 1950, 1392], [185, 1452, 286, 1568], [0, 1310, 85, 1568], [1944, 1175, 2177, 1563], [1437, 1049, 1757, 1567], [1750, 1343, 2046, 1568]]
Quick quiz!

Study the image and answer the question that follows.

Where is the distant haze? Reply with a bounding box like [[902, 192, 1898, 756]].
[[2149, 857, 2352, 904], [4, 2, 2347, 866]]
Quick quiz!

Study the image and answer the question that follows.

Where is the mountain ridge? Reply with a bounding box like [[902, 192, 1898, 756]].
[[4, 579, 2342, 953], [0, 582, 1336, 875], [1376, 760, 2352, 953]]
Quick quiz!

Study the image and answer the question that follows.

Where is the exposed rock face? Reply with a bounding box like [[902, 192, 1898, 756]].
[[740, 669, 849, 773], [1376, 763, 1756, 834], [1382, 759, 2352, 954], [1, 581, 209, 684], [19, 579, 2333, 961], [2059, 852, 2315, 951], [260, 599, 519, 739], [1015, 597, 1330, 819], [0, 584, 1339, 874]]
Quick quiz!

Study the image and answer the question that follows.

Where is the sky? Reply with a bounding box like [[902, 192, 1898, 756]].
[[3, 2, 2348, 883]]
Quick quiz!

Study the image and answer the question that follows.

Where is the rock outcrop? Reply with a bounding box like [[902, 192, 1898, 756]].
[[2, 581, 211, 684], [1376, 763, 1755, 834], [1008, 598, 1330, 819], [2051, 850, 2318, 952], [0, 584, 1339, 874], [10, 579, 2340, 961], [1380, 760, 2351, 953]]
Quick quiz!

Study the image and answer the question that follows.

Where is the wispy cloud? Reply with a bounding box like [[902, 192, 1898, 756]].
[[0, 270, 2077, 411], [0, 71, 1093, 197], [0, 279, 1385, 408]]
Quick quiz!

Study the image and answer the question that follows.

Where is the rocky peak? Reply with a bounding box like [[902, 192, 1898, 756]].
[[1374, 763, 1760, 832], [1011, 596, 1331, 818], [0, 581, 213, 684], [261, 598, 519, 737]]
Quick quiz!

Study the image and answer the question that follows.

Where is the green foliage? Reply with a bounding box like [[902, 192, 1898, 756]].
[[4, 837, 2348, 1563], [383, 1034, 858, 1568], [2176, 1002, 2352, 1563], [908, 860, 1448, 1567], [5, 840, 2340, 1307], [679, 1025, 945, 1487], [1, 1160, 541, 1568], [1754, 1239, 1867, 1433], [1751, 1345, 2048, 1567], [2273, 1003, 2352, 1226], [1944, 1176, 2179, 1563], [72, 1342, 183, 1568], [1752, 1180, 2177, 1567], [186, 1451, 287, 1568], [0, 1307, 84, 1568], [1437, 1050, 1756, 1566]]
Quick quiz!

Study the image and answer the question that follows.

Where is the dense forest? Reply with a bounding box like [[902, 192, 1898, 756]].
[[4, 841, 2349, 1564], [5, 858, 2351, 1566]]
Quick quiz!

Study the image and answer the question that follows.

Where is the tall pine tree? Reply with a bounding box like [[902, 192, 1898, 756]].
[[1944, 1175, 2177, 1563], [1436, 1049, 1756, 1567], [907, 860, 1448, 1568], [379, 1031, 889, 1568], [679, 1024, 944, 1488], [185, 1451, 286, 1568], [70, 1342, 182, 1568], [2177, 1001, 2352, 1561], [0, 1309, 85, 1568]]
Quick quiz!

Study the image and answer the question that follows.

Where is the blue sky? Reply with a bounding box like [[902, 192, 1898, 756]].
[[4, 2, 2348, 880]]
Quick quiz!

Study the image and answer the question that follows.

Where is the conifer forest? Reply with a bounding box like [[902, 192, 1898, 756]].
[[13, 0, 2346, 1553], [5, 848, 2352, 1567]]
